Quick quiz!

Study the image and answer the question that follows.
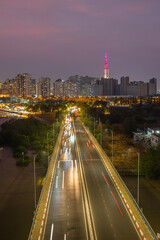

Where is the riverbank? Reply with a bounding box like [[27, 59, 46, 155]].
[[122, 175, 160, 235], [0, 146, 46, 240]]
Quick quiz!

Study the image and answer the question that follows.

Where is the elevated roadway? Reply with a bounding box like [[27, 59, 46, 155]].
[[29, 116, 157, 240]]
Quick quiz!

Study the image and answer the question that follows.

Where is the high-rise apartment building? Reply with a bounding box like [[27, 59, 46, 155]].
[[1, 73, 32, 96], [127, 81, 148, 96], [79, 76, 96, 97], [64, 80, 77, 98], [102, 78, 118, 96], [119, 77, 157, 96], [120, 76, 129, 95], [91, 79, 103, 96], [147, 78, 157, 95], [15, 73, 32, 96], [37, 77, 50, 98], [54, 79, 64, 97], [30, 79, 36, 96]]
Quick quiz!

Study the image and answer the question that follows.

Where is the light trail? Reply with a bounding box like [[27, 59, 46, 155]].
[[111, 191, 123, 216], [88, 151, 93, 160], [75, 160, 77, 171], [101, 171, 110, 188], [84, 153, 88, 165], [58, 161, 60, 168], [50, 223, 54, 240], [62, 171, 64, 189], [71, 160, 73, 172]]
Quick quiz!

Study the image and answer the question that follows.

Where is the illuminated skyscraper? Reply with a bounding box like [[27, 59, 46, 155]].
[[104, 52, 109, 79]]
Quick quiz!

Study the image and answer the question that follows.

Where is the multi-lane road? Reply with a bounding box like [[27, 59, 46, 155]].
[[44, 117, 87, 240], [43, 116, 140, 240]]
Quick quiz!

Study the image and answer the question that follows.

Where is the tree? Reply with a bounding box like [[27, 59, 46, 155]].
[[122, 118, 137, 137], [140, 147, 160, 179]]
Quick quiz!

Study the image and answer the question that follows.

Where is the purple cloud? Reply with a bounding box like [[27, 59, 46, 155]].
[[0, 0, 160, 86]]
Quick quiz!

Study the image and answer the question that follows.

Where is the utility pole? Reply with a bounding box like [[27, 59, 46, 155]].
[[106, 129, 114, 164], [47, 132, 49, 166]]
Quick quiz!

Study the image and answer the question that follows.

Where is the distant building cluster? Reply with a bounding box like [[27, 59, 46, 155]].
[[0, 73, 50, 98], [0, 74, 157, 98], [54, 75, 102, 98], [54, 76, 157, 98], [0, 54, 158, 98]]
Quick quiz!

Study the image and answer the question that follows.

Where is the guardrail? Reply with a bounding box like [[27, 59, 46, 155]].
[[83, 123, 157, 240], [28, 123, 64, 240]]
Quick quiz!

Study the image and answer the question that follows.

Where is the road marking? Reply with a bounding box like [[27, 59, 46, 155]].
[[56, 176, 58, 188], [75, 160, 77, 171], [50, 223, 54, 240], [58, 161, 60, 168], [64, 234, 66, 240], [111, 191, 123, 216], [71, 160, 73, 171], [84, 153, 88, 165], [88, 151, 93, 160], [102, 171, 110, 188], [62, 171, 64, 189]]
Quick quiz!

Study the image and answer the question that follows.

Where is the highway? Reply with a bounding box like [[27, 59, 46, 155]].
[[43, 116, 140, 240], [44, 117, 87, 240], [73, 117, 140, 240]]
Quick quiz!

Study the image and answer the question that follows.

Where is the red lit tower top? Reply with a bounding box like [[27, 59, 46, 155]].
[[104, 52, 109, 79]]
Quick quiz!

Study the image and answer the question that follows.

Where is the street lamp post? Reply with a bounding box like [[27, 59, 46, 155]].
[[99, 118, 103, 146], [105, 129, 114, 164], [137, 151, 140, 205], [111, 130, 113, 164], [128, 149, 140, 205]]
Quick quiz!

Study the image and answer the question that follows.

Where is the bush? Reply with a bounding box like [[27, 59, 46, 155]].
[[16, 155, 31, 167], [13, 146, 27, 158]]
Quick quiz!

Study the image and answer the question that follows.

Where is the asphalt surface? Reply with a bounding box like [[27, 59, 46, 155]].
[[44, 117, 140, 240], [44, 118, 87, 240], [74, 118, 140, 240]]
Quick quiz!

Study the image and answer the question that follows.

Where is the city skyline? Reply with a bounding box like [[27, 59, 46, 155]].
[[0, 0, 160, 87]]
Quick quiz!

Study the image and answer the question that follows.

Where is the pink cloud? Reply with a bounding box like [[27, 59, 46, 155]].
[[69, 3, 100, 17], [1, 27, 61, 37]]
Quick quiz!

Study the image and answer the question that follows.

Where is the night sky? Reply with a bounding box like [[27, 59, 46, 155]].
[[0, 0, 160, 87]]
